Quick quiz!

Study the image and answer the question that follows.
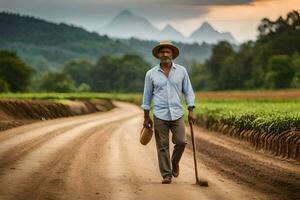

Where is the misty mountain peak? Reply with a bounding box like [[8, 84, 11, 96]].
[[190, 21, 238, 44], [160, 24, 185, 41], [162, 24, 176, 32], [199, 22, 217, 32], [117, 9, 134, 18], [101, 11, 238, 44], [190, 22, 219, 38], [101, 10, 159, 40], [114, 10, 151, 24]]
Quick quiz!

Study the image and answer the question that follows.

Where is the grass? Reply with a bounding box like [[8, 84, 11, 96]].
[[0, 92, 142, 104], [190, 100, 300, 134], [1, 91, 300, 133]]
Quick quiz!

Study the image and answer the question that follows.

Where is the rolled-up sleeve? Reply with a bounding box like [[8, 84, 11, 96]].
[[182, 68, 195, 107], [141, 71, 153, 110]]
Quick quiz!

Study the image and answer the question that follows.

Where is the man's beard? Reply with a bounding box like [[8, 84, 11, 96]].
[[160, 56, 172, 64]]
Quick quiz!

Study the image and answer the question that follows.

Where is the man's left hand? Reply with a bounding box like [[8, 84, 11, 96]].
[[188, 110, 196, 124]]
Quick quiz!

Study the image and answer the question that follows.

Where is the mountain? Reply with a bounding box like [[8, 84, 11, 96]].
[[0, 11, 213, 73], [100, 10, 160, 40], [100, 10, 238, 44], [190, 22, 238, 44], [160, 24, 186, 42]]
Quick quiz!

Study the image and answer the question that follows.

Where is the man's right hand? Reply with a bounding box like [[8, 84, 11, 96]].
[[143, 116, 153, 128]]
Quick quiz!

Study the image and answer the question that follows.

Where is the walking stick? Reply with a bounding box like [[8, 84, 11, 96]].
[[189, 121, 208, 187]]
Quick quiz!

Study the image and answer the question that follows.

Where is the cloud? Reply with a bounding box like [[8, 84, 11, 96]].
[[0, 0, 273, 23], [126, 5, 209, 22], [0, 0, 280, 40], [170, 0, 263, 6], [0, 0, 120, 30], [0, 0, 210, 28]]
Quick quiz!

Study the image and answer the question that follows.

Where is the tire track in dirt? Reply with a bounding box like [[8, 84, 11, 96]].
[[0, 123, 86, 172], [0, 102, 139, 170], [0, 101, 138, 148], [0, 101, 298, 200], [89, 115, 256, 200], [14, 122, 120, 200], [0, 102, 140, 172], [187, 127, 300, 200], [0, 111, 107, 142], [0, 102, 141, 200]]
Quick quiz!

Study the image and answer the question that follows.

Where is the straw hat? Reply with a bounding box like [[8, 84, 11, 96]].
[[152, 40, 179, 59], [140, 126, 153, 145]]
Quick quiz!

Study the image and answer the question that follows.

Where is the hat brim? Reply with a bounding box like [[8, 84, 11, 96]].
[[140, 126, 153, 145], [152, 44, 179, 59]]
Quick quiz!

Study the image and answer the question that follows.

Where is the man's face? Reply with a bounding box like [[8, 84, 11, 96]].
[[158, 47, 173, 64]]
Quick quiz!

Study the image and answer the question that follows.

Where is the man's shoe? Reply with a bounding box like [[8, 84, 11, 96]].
[[161, 176, 172, 184], [172, 164, 179, 178]]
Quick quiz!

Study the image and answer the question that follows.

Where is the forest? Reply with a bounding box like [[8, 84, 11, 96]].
[[0, 10, 299, 92]]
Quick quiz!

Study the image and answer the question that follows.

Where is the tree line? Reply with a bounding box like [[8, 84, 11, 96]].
[[0, 50, 151, 93], [0, 11, 211, 72], [0, 10, 299, 92], [190, 10, 300, 90]]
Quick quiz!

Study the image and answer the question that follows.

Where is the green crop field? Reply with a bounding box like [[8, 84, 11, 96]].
[[1, 92, 300, 134], [0, 92, 142, 104], [184, 99, 300, 160], [190, 100, 300, 134], [1, 91, 299, 159]]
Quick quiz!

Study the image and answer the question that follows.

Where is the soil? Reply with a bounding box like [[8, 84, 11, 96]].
[[0, 101, 299, 200], [0, 99, 114, 131]]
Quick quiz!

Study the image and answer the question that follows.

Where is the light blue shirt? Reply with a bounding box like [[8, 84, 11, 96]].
[[141, 62, 195, 121]]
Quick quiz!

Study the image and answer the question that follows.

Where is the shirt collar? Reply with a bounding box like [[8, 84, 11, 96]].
[[157, 62, 176, 72]]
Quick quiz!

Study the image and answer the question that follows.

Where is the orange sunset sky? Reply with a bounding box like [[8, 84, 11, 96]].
[[1, 0, 299, 42]]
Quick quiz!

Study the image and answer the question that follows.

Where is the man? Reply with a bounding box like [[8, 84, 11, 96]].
[[141, 40, 196, 184]]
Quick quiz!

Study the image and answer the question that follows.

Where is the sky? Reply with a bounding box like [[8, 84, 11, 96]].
[[0, 0, 299, 42]]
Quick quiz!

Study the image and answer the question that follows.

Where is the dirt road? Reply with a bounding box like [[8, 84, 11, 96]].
[[0, 102, 299, 200]]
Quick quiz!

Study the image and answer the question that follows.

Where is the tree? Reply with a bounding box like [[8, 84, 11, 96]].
[[264, 55, 294, 89], [291, 53, 300, 88], [204, 41, 234, 90], [30, 55, 51, 74], [0, 50, 34, 92], [118, 54, 150, 92], [39, 71, 76, 92], [89, 54, 150, 92], [77, 82, 91, 92], [258, 10, 300, 42], [218, 55, 242, 90], [0, 78, 10, 92], [62, 60, 93, 87], [89, 55, 121, 92], [189, 62, 210, 91], [235, 42, 256, 89], [256, 10, 300, 55]]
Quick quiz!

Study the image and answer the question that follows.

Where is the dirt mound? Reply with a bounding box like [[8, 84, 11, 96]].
[[196, 120, 300, 161], [0, 99, 114, 131]]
